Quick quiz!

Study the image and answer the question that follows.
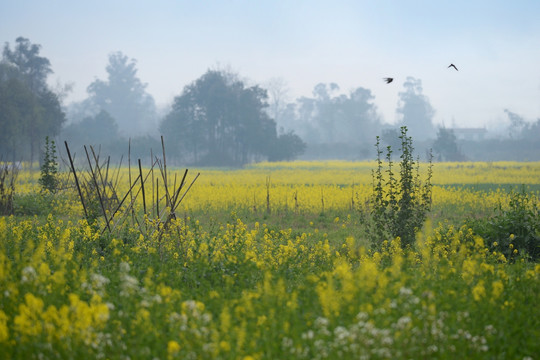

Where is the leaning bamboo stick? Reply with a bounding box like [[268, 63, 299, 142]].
[[64, 141, 88, 219]]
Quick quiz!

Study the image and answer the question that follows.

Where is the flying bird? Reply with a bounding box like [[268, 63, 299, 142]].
[[448, 63, 458, 71], [383, 77, 394, 84]]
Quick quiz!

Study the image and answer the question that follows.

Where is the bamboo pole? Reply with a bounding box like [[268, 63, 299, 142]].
[[64, 141, 88, 219]]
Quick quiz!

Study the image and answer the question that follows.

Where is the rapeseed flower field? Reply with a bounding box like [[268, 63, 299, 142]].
[[1, 161, 539, 359]]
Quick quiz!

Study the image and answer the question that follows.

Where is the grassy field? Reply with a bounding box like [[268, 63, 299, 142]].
[[1, 161, 539, 359]]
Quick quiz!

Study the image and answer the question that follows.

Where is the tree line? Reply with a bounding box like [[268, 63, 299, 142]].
[[0, 36, 444, 167], [2, 36, 539, 166], [0, 37, 305, 166]]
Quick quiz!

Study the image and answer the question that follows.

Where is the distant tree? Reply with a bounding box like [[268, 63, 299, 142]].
[[265, 77, 290, 131], [524, 118, 540, 140], [289, 96, 320, 142], [504, 109, 526, 139], [340, 87, 382, 144], [86, 52, 157, 137], [432, 127, 465, 161], [397, 77, 435, 141], [267, 131, 306, 161], [0, 38, 65, 163], [62, 110, 120, 146], [3, 37, 52, 93], [0, 75, 36, 160], [311, 83, 341, 142], [160, 69, 305, 166], [284, 83, 382, 145], [380, 128, 401, 151]]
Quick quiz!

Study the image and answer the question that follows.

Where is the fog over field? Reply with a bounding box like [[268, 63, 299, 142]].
[[1, 1, 540, 164]]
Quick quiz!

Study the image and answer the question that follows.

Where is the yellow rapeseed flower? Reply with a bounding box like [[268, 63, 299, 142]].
[[0, 310, 9, 343], [167, 340, 181, 356], [472, 281, 486, 301], [492, 280, 504, 299]]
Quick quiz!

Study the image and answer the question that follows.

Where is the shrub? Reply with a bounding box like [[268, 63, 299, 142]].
[[467, 188, 540, 261], [0, 161, 18, 215], [13, 192, 54, 216], [369, 126, 433, 249], [38, 136, 59, 194]]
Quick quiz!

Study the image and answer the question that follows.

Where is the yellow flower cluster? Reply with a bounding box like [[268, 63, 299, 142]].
[[0, 160, 538, 358], [1, 212, 537, 358]]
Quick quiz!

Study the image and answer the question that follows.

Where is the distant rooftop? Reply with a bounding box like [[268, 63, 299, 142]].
[[449, 127, 488, 140]]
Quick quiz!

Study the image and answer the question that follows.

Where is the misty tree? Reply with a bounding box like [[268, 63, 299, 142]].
[[432, 127, 465, 161], [504, 109, 540, 141], [339, 87, 382, 143], [160, 69, 305, 166], [267, 131, 306, 161], [284, 96, 320, 142], [396, 77, 435, 141], [0, 38, 65, 163], [3, 37, 52, 93], [311, 83, 341, 142], [86, 52, 157, 137], [524, 118, 540, 141], [504, 109, 526, 139], [265, 77, 290, 132], [284, 83, 382, 145], [380, 128, 401, 151], [61, 110, 120, 146], [0, 73, 36, 160]]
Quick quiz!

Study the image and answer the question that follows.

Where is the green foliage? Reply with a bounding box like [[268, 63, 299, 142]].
[[0, 38, 66, 163], [13, 192, 54, 216], [267, 131, 307, 161], [0, 162, 18, 215], [160, 69, 305, 166], [397, 77, 436, 141], [1, 210, 538, 358], [3, 36, 52, 92], [433, 127, 465, 161], [86, 52, 157, 137], [61, 110, 120, 147], [369, 126, 433, 248], [281, 83, 383, 145], [38, 136, 59, 194], [467, 189, 540, 261]]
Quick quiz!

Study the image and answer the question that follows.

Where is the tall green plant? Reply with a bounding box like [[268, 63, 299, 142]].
[[0, 161, 18, 215], [39, 136, 59, 194], [370, 126, 433, 248]]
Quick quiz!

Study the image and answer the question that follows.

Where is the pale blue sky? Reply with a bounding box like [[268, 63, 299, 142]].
[[1, 0, 539, 129]]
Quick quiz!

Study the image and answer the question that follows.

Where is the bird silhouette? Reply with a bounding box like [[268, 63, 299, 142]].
[[383, 77, 394, 84], [448, 64, 458, 71]]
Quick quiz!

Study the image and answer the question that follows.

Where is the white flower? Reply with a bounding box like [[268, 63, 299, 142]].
[[21, 266, 36, 282], [381, 336, 393, 345], [399, 286, 413, 297], [356, 312, 369, 321], [91, 273, 110, 290], [120, 273, 139, 296], [396, 316, 412, 329], [334, 326, 349, 341], [202, 313, 212, 324], [314, 317, 329, 329], [281, 337, 293, 349], [301, 330, 314, 340], [119, 261, 131, 273]]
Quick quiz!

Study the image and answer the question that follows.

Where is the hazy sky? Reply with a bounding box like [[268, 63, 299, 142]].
[[2, 0, 539, 128]]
